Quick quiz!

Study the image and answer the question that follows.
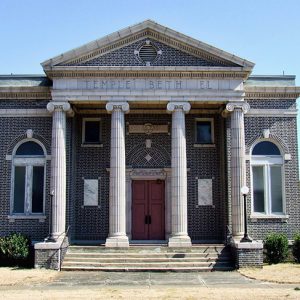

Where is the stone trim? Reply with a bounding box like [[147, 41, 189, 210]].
[[245, 87, 300, 99], [0, 87, 51, 99], [47, 69, 249, 80], [8, 215, 46, 223], [246, 109, 297, 117], [0, 109, 50, 117]]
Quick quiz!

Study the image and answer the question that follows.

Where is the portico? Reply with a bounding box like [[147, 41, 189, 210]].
[[38, 20, 257, 251]]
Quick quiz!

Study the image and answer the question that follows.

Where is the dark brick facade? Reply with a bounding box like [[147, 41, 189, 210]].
[[233, 247, 264, 268], [65, 39, 237, 67], [0, 97, 299, 246], [244, 113, 300, 240], [0, 116, 52, 241]]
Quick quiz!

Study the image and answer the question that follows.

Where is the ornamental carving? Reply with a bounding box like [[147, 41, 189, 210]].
[[226, 102, 250, 114], [106, 102, 129, 113]]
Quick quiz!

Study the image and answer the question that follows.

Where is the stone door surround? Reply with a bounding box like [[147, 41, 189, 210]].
[[126, 168, 171, 241]]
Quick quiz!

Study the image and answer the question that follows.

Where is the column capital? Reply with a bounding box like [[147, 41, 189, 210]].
[[167, 102, 191, 113], [226, 102, 250, 114], [106, 102, 129, 113], [47, 102, 72, 113]]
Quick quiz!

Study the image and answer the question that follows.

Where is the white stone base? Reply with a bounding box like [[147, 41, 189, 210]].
[[168, 236, 192, 247], [105, 236, 129, 248]]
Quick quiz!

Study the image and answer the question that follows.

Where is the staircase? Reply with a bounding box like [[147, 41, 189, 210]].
[[61, 244, 234, 272]]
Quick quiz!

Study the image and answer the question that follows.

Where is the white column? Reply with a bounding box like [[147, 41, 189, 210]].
[[226, 102, 250, 238], [47, 102, 71, 240], [167, 102, 192, 247], [105, 102, 129, 247]]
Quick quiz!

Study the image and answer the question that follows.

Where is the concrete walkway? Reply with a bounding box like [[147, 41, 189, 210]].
[[25, 271, 291, 289]]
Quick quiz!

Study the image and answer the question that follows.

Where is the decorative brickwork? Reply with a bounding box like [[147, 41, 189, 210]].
[[0, 99, 49, 109], [0, 116, 52, 240], [233, 247, 263, 268], [67, 39, 236, 67], [244, 114, 300, 240]]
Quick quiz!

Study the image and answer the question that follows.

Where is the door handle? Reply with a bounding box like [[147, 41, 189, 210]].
[[145, 215, 148, 224]]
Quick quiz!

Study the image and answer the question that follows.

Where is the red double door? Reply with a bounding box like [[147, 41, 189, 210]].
[[132, 180, 165, 240]]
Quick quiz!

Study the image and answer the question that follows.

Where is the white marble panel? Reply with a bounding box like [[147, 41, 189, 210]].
[[84, 179, 98, 206], [198, 179, 213, 206]]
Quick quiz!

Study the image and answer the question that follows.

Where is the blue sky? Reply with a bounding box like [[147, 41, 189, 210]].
[[0, 0, 299, 80], [1, 0, 300, 161]]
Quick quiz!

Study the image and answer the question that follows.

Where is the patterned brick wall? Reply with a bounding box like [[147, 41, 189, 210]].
[[244, 114, 300, 240], [0, 115, 52, 241], [0, 99, 49, 109], [246, 99, 296, 109], [233, 247, 263, 268], [71, 113, 226, 241], [66, 39, 236, 67], [186, 114, 227, 241]]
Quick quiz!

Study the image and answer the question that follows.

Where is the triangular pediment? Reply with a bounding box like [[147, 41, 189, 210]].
[[42, 20, 254, 71]]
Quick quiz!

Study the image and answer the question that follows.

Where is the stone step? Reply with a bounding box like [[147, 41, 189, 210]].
[[62, 261, 232, 268], [61, 265, 234, 272], [64, 252, 230, 258], [67, 245, 228, 254], [63, 256, 231, 263], [62, 244, 234, 272]]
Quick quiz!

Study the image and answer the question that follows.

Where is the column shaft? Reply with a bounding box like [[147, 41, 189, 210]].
[[227, 102, 249, 238], [167, 102, 192, 247], [105, 102, 129, 247], [47, 102, 71, 240]]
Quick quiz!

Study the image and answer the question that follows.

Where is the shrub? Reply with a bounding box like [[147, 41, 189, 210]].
[[292, 233, 300, 263], [264, 233, 289, 264], [0, 233, 30, 261]]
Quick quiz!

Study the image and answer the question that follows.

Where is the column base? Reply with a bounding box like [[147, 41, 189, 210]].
[[168, 235, 192, 247], [105, 236, 129, 248]]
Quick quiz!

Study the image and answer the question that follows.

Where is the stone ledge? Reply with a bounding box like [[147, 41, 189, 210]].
[[233, 241, 263, 250], [34, 241, 61, 250]]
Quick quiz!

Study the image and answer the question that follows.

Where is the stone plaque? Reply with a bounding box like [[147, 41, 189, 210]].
[[128, 123, 168, 134], [198, 179, 213, 206], [84, 179, 98, 206]]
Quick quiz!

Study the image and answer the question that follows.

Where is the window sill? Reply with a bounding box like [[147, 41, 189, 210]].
[[8, 215, 46, 223], [193, 144, 215, 148], [81, 143, 103, 148], [250, 214, 289, 221]]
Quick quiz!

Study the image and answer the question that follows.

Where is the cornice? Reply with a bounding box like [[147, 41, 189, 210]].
[[245, 86, 300, 99], [0, 87, 51, 100]]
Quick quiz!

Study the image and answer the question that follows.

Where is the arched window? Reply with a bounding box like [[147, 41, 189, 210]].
[[12, 140, 46, 215], [251, 141, 284, 215]]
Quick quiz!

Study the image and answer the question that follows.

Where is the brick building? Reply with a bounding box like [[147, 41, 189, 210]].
[[1, 20, 300, 269]]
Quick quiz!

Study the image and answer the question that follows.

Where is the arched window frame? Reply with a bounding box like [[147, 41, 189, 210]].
[[250, 139, 287, 218], [10, 138, 47, 218]]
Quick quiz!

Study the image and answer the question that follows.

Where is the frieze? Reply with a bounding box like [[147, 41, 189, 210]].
[[77, 79, 213, 90]]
